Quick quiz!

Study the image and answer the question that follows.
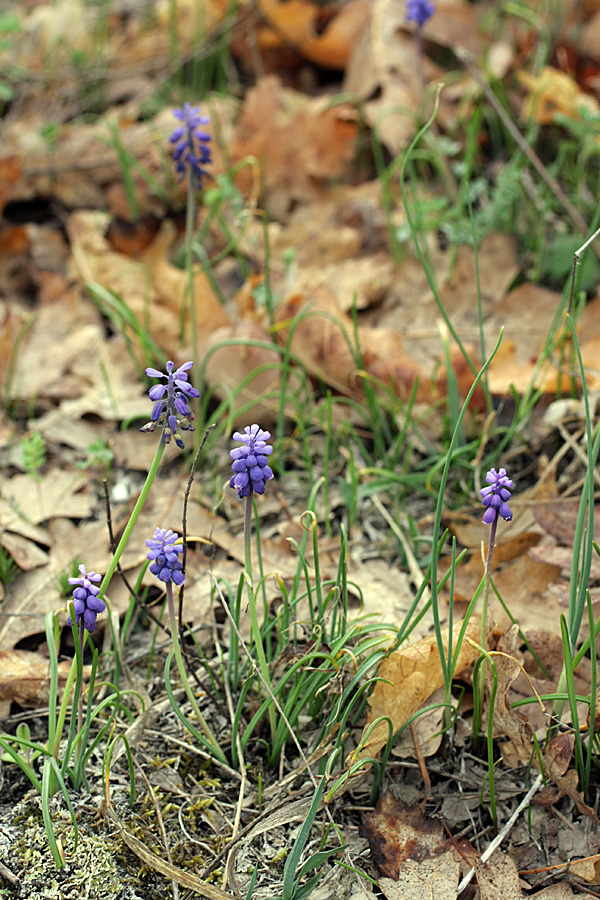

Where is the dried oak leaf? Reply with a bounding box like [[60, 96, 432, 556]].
[[354, 616, 481, 760], [230, 75, 358, 219], [0, 649, 81, 717], [256, 0, 370, 69], [68, 211, 228, 360], [475, 850, 524, 900], [379, 853, 459, 900], [275, 286, 431, 403], [493, 626, 598, 821], [363, 793, 453, 881]]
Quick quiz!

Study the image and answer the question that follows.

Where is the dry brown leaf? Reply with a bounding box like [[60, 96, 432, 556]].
[[139, 219, 229, 335], [230, 75, 358, 219], [0, 156, 22, 214], [0, 531, 48, 572], [493, 626, 598, 821], [2, 470, 95, 526], [391, 691, 444, 759], [257, 0, 370, 69], [534, 885, 591, 899], [363, 793, 452, 880], [68, 211, 228, 361], [529, 545, 600, 581], [492, 554, 563, 637], [275, 286, 431, 403], [379, 851, 460, 900], [354, 616, 481, 760], [533, 499, 588, 546], [491, 626, 536, 768], [568, 855, 600, 884], [543, 732, 575, 778], [518, 66, 599, 125], [449, 519, 541, 562], [475, 850, 523, 899], [0, 649, 80, 717]]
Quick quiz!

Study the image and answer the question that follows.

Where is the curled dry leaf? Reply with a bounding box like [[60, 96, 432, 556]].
[[230, 75, 358, 219], [568, 854, 600, 885], [518, 66, 599, 125], [493, 626, 598, 821], [139, 219, 229, 335], [68, 211, 229, 361], [275, 286, 430, 402], [0, 649, 86, 717], [353, 616, 481, 761], [257, 0, 371, 69]]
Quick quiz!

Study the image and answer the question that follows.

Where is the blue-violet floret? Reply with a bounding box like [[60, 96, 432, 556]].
[[146, 528, 185, 585], [230, 424, 274, 499], [406, 0, 435, 27], [140, 360, 199, 449], [169, 103, 212, 189], [67, 564, 105, 633], [480, 467, 513, 525]]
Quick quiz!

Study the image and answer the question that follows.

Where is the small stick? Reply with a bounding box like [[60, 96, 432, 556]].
[[456, 772, 544, 894], [0, 859, 19, 892], [569, 225, 600, 313]]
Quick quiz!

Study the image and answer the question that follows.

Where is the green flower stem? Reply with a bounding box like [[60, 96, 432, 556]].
[[53, 658, 78, 762], [245, 489, 277, 745], [473, 516, 497, 737], [186, 178, 198, 376], [75, 620, 85, 772], [97, 437, 167, 602], [165, 581, 226, 763], [481, 516, 497, 654], [52, 609, 86, 768]]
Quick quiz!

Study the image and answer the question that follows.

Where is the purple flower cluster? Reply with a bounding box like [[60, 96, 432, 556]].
[[406, 0, 435, 27], [140, 360, 199, 449], [170, 103, 212, 189], [146, 528, 185, 585], [230, 425, 274, 499], [67, 564, 105, 633], [480, 467, 513, 525]]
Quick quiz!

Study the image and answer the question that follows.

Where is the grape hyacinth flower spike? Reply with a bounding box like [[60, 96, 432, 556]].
[[229, 425, 274, 499], [170, 103, 212, 189], [67, 564, 105, 634], [479, 467, 513, 525], [406, 0, 435, 27], [146, 528, 185, 586], [140, 360, 199, 449]]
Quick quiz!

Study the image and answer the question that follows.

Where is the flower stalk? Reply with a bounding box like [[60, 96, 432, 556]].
[[473, 467, 513, 736], [230, 425, 276, 745], [146, 527, 226, 763]]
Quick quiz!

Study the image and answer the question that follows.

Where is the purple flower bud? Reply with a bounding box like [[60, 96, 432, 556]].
[[66, 564, 105, 633], [140, 361, 199, 449], [169, 103, 212, 189], [146, 528, 185, 585], [406, 0, 435, 27], [229, 425, 274, 499], [480, 467, 513, 525]]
